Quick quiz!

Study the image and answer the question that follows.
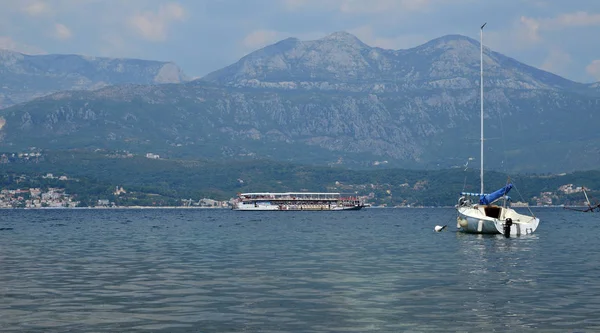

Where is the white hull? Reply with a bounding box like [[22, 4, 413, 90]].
[[233, 203, 280, 211], [233, 192, 364, 211], [456, 205, 539, 236], [232, 202, 362, 211]]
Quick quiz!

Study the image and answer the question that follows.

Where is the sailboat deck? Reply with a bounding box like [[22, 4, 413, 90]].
[[460, 204, 537, 224]]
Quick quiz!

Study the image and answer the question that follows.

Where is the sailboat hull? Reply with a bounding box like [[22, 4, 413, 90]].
[[456, 214, 499, 234], [493, 217, 539, 236], [457, 205, 539, 236]]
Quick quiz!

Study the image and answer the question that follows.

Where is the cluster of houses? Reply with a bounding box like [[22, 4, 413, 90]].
[[0, 152, 43, 163], [0, 186, 232, 209], [181, 198, 231, 208], [558, 184, 586, 194], [0, 188, 80, 208], [531, 184, 589, 206]]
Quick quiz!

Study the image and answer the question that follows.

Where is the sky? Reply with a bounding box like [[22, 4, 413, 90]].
[[1, 0, 599, 83]]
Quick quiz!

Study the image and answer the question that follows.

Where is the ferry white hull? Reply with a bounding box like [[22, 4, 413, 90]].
[[456, 205, 539, 236], [232, 202, 363, 211], [233, 192, 364, 211]]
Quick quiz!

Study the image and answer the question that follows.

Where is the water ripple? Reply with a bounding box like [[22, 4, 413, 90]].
[[1, 208, 599, 332]]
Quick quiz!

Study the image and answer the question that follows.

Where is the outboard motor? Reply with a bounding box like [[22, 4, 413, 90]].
[[503, 218, 513, 238]]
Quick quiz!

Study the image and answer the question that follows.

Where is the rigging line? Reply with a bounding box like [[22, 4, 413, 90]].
[[487, 82, 510, 176], [462, 157, 472, 192], [462, 161, 468, 192], [501, 176, 511, 209], [511, 182, 537, 218], [498, 108, 509, 174], [462, 158, 473, 193], [495, 93, 523, 212]]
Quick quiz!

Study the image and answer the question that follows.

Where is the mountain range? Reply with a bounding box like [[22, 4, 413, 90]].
[[1, 32, 599, 173], [0, 49, 188, 108], [202, 32, 595, 93]]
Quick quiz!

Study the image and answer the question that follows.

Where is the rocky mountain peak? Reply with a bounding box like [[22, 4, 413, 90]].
[[421, 34, 479, 48], [201, 32, 584, 93], [153, 62, 188, 83], [200, 30, 379, 85], [0, 48, 26, 66], [413, 34, 485, 63], [320, 31, 368, 48]]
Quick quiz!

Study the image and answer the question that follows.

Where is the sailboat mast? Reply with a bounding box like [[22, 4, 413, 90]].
[[480, 23, 486, 195]]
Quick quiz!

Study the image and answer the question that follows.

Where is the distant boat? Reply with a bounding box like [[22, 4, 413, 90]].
[[455, 23, 540, 236], [232, 192, 364, 211], [564, 187, 600, 212]]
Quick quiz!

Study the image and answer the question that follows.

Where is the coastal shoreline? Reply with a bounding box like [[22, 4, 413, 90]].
[[0, 205, 567, 210], [1, 206, 230, 210]]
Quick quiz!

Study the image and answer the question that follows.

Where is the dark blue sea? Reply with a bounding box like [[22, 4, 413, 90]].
[[1, 208, 599, 332]]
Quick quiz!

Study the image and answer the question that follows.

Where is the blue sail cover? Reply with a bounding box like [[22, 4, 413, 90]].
[[479, 183, 513, 205]]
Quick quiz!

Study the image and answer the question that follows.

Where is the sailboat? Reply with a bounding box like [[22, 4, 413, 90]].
[[455, 23, 540, 236]]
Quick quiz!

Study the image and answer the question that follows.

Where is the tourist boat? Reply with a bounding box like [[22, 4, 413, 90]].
[[455, 23, 540, 236], [232, 192, 364, 211]]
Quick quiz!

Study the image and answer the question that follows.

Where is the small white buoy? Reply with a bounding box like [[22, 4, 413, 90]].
[[434, 225, 447, 232]]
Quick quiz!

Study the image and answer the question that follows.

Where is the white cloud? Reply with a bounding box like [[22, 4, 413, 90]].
[[340, 0, 430, 13], [95, 33, 145, 60], [540, 48, 572, 75], [555, 11, 600, 27], [21, 0, 51, 16], [283, 0, 312, 10], [524, 0, 549, 8], [242, 30, 281, 49], [586, 60, 600, 81], [53, 23, 72, 40], [519, 16, 541, 43], [518, 11, 600, 43], [0, 36, 46, 54], [129, 2, 186, 42], [283, 0, 435, 13], [282, 0, 333, 11], [489, 11, 600, 51]]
